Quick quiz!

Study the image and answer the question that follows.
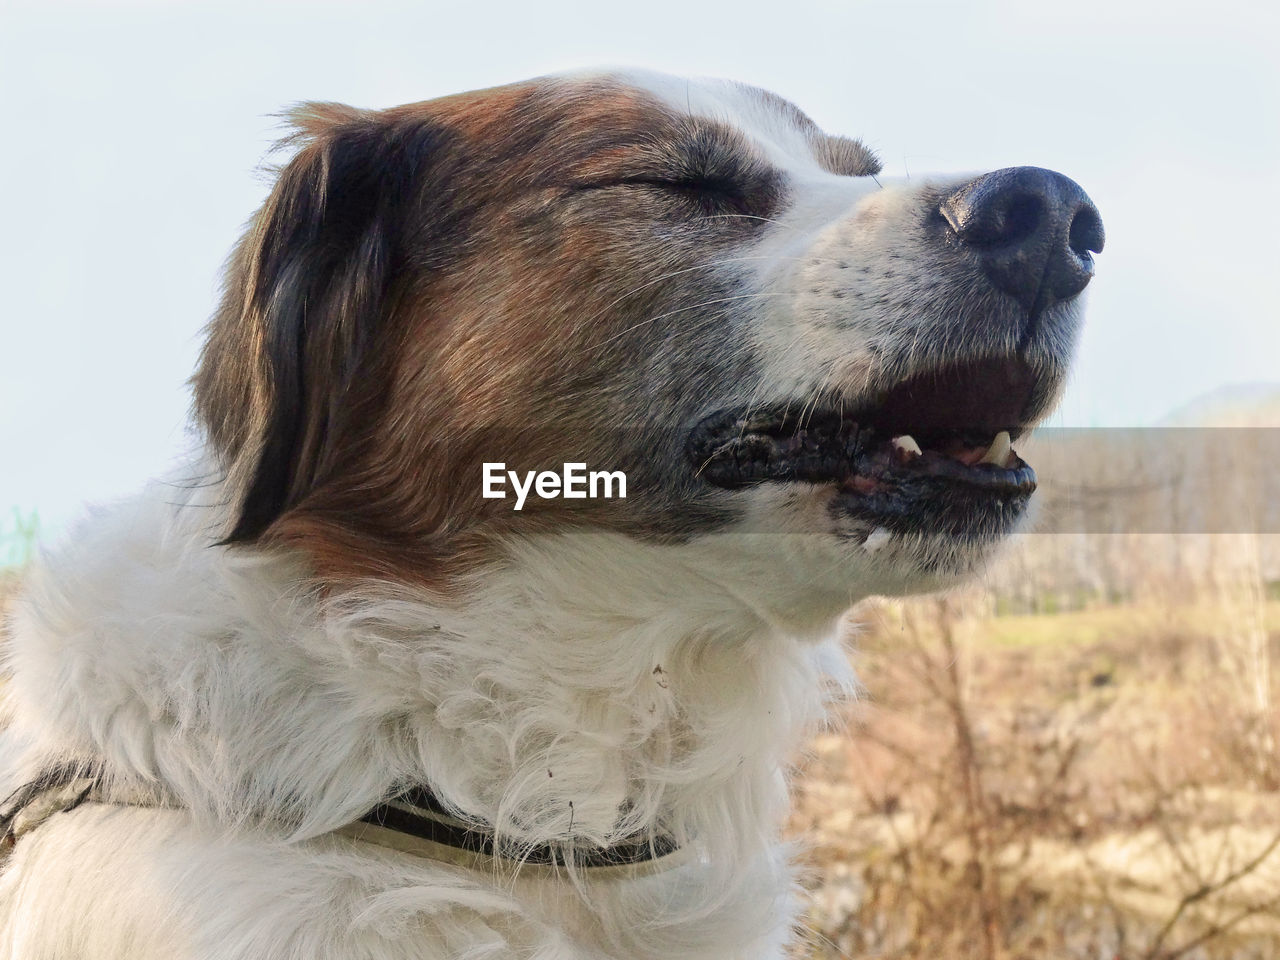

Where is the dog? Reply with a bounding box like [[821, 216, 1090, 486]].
[[0, 70, 1102, 959]]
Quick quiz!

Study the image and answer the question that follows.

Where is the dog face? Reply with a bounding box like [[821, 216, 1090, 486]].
[[195, 70, 1102, 614]]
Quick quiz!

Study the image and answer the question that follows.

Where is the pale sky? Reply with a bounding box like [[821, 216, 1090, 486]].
[[2, 0, 1277, 534]]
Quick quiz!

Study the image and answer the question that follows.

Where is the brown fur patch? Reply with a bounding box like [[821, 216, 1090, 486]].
[[194, 76, 821, 588]]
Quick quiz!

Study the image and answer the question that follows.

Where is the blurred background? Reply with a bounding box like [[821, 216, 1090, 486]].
[[2, 0, 1279, 956]]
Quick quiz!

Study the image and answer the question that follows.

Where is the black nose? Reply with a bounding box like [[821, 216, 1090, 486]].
[[941, 166, 1104, 315]]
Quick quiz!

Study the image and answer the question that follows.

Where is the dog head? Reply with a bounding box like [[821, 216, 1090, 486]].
[[194, 70, 1102, 626]]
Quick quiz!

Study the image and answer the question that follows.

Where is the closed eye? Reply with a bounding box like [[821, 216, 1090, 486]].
[[559, 118, 787, 223], [599, 173, 766, 217]]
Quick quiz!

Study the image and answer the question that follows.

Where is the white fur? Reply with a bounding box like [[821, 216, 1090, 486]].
[[0, 470, 865, 960]]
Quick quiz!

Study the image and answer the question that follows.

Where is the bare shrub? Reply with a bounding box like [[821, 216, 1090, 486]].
[[791, 537, 1280, 959]]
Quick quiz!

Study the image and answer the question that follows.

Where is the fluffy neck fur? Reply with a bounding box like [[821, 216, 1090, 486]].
[[3, 472, 857, 958]]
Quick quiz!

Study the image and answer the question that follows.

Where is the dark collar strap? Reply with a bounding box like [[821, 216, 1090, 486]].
[[1, 764, 99, 851], [362, 784, 680, 869], [2, 767, 684, 875]]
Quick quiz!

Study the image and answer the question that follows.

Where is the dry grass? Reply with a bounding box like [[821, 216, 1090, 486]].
[[789, 536, 1280, 960]]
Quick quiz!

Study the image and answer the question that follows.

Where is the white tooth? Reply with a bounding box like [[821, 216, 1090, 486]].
[[863, 527, 892, 553], [979, 430, 1012, 466], [891, 435, 922, 458]]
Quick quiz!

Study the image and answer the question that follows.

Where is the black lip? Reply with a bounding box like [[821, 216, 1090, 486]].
[[686, 407, 871, 488], [685, 357, 1043, 532], [832, 442, 1035, 539], [882, 449, 1036, 492], [686, 409, 1035, 494], [833, 467, 1035, 539]]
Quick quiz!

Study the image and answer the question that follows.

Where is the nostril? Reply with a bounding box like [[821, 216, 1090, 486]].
[[1068, 206, 1105, 257], [972, 193, 1042, 249], [992, 193, 1041, 248], [950, 192, 1044, 249]]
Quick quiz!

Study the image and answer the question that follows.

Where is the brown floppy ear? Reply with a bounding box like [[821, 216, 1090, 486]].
[[194, 104, 463, 544]]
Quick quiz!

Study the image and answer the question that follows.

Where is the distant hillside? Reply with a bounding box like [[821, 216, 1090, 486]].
[[1160, 383, 1280, 426]]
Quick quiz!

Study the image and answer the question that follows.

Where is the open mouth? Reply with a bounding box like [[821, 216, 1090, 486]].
[[687, 357, 1048, 536]]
